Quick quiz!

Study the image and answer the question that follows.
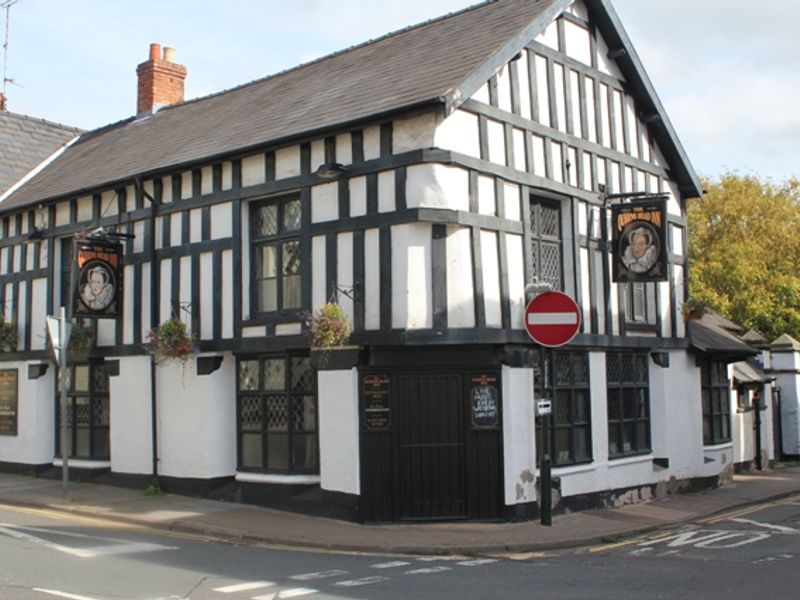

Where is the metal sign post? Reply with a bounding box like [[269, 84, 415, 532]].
[[47, 309, 71, 499]]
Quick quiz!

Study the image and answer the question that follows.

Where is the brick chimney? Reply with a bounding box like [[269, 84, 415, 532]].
[[0, 92, 6, 112], [136, 43, 187, 116]]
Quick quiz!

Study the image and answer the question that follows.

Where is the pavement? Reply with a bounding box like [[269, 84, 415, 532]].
[[1, 465, 799, 556]]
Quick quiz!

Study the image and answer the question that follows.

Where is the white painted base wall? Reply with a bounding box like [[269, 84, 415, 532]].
[[502, 366, 536, 505], [0, 362, 55, 465], [318, 368, 360, 495], [109, 356, 153, 475], [156, 355, 236, 479]]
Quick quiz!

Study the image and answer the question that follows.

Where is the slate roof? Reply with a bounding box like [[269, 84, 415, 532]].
[[732, 360, 772, 385], [0, 0, 700, 212], [0, 111, 81, 197], [687, 318, 756, 362]]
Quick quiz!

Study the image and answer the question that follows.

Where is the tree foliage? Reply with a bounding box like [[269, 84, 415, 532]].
[[687, 174, 800, 342]]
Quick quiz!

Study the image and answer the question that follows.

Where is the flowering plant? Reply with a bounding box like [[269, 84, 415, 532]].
[[146, 318, 196, 364], [307, 302, 352, 348], [68, 322, 94, 356], [0, 315, 17, 352]]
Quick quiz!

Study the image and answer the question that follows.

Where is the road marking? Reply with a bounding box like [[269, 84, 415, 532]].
[[278, 589, 317, 598], [252, 594, 276, 600], [640, 529, 771, 549], [334, 576, 389, 587], [457, 558, 498, 566], [289, 569, 348, 580], [0, 523, 177, 558], [753, 554, 794, 564], [32, 589, 100, 600], [213, 581, 275, 593], [404, 566, 452, 575], [371, 560, 410, 569], [730, 518, 800, 534]]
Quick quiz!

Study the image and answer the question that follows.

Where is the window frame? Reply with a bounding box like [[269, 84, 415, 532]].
[[55, 360, 110, 460], [606, 352, 651, 459], [236, 354, 319, 475], [702, 361, 732, 444], [529, 196, 563, 290], [249, 195, 304, 317], [535, 351, 592, 467]]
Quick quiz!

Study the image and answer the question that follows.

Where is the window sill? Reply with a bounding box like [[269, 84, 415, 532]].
[[52, 459, 110, 469], [551, 462, 595, 476], [703, 441, 733, 450], [235, 472, 320, 485], [608, 453, 653, 468]]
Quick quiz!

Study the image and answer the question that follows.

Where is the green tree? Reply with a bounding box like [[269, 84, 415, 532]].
[[687, 173, 800, 342]]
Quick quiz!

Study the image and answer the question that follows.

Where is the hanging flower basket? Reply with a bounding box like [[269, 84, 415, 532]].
[[305, 303, 358, 369], [681, 298, 707, 322], [145, 318, 197, 365], [0, 316, 17, 353]]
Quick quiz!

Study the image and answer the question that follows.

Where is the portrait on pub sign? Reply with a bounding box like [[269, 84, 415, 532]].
[[73, 241, 123, 318], [612, 200, 668, 283]]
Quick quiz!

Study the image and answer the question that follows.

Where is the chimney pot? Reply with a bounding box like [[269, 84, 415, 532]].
[[0, 92, 6, 112], [136, 43, 187, 116]]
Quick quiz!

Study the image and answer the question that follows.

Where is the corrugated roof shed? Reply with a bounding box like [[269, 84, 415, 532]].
[[0, 111, 81, 197]]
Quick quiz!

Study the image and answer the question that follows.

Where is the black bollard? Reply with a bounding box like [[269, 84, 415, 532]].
[[540, 453, 552, 526]]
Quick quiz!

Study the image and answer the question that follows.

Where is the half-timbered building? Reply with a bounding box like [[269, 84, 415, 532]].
[[0, 0, 746, 522]]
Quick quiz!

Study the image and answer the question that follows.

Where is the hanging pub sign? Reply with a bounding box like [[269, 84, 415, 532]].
[[73, 239, 123, 319], [611, 200, 668, 283]]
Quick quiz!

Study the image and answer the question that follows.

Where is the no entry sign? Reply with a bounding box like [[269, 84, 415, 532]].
[[524, 291, 581, 348]]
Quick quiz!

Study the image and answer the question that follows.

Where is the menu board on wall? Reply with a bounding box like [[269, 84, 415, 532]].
[[0, 369, 18, 436], [470, 374, 499, 429], [363, 374, 391, 430]]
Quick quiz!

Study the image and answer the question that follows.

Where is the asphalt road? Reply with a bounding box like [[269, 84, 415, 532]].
[[1, 496, 799, 600]]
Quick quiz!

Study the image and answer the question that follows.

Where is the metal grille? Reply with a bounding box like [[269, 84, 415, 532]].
[[239, 360, 260, 391], [572, 354, 588, 384], [266, 395, 288, 432], [555, 353, 572, 386], [255, 204, 278, 237], [290, 357, 314, 392], [240, 395, 261, 430]]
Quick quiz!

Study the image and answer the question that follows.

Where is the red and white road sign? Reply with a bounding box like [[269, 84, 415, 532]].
[[524, 291, 581, 348]]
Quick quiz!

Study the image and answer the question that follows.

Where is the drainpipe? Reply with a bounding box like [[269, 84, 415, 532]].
[[137, 177, 160, 487]]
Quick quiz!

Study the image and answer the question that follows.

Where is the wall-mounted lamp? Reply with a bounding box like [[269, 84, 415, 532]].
[[316, 162, 348, 180]]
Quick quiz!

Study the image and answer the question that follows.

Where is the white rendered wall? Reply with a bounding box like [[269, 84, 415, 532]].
[[502, 365, 536, 505], [773, 346, 800, 454], [405, 164, 469, 211], [318, 368, 360, 495], [391, 223, 432, 329], [0, 363, 55, 465], [156, 355, 236, 479], [109, 356, 153, 475], [445, 226, 475, 328]]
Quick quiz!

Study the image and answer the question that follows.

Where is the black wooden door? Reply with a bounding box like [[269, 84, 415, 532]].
[[396, 373, 466, 520]]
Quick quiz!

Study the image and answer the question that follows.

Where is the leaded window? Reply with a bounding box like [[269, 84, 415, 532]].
[[529, 197, 562, 290], [535, 351, 592, 466], [607, 352, 651, 458], [237, 355, 318, 474], [55, 362, 110, 460], [702, 361, 731, 444], [621, 282, 656, 327], [251, 196, 302, 314]]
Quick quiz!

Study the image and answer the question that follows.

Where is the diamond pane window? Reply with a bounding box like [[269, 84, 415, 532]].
[[237, 355, 318, 474], [56, 362, 110, 461], [530, 197, 562, 290], [701, 361, 731, 445], [251, 196, 304, 314], [607, 352, 651, 458]]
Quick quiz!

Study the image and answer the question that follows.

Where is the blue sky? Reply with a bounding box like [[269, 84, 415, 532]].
[[2, 0, 798, 182]]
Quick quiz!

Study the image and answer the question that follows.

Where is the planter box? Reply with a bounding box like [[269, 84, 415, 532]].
[[310, 346, 361, 370]]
